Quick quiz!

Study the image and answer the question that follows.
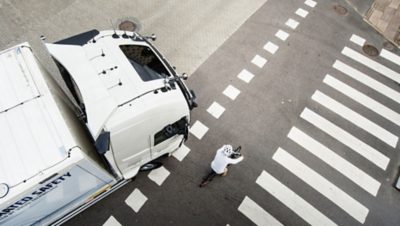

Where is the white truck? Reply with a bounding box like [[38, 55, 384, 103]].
[[0, 29, 197, 226]]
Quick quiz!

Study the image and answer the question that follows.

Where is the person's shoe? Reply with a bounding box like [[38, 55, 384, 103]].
[[222, 168, 228, 177], [199, 180, 208, 187]]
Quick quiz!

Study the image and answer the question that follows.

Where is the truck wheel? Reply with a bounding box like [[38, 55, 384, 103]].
[[139, 162, 162, 172]]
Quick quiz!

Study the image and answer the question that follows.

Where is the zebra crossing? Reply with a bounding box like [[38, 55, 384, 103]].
[[238, 34, 400, 225]]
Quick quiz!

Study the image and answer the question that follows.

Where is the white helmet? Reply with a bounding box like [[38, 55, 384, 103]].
[[222, 145, 233, 156]]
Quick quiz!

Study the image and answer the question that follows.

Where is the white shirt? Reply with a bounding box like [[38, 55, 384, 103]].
[[211, 147, 244, 174]]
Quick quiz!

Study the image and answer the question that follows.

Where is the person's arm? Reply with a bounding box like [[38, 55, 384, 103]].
[[228, 155, 244, 164]]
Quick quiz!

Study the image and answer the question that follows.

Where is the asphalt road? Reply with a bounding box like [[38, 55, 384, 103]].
[[2, 0, 400, 225]]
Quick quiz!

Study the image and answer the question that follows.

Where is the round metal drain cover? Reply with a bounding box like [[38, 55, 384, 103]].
[[119, 20, 137, 32], [333, 4, 348, 15], [383, 41, 396, 51], [362, 44, 379, 57]]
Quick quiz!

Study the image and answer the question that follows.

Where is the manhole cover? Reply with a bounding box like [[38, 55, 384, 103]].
[[383, 41, 395, 51], [333, 4, 348, 15], [362, 44, 379, 57], [119, 20, 137, 32]]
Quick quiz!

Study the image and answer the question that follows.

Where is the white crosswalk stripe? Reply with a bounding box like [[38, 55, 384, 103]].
[[238, 196, 284, 226], [288, 127, 381, 196], [273, 148, 369, 223], [312, 90, 398, 147], [323, 74, 400, 127], [333, 60, 400, 105], [256, 171, 337, 226], [380, 49, 400, 67], [300, 108, 390, 170]]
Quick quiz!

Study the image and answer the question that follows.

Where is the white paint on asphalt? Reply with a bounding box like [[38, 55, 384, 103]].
[[223, 85, 241, 100], [238, 69, 255, 83], [380, 49, 400, 67], [285, 18, 299, 29], [172, 144, 191, 162], [207, 101, 226, 119], [189, 120, 209, 140], [295, 8, 309, 18], [342, 47, 400, 84], [256, 171, 337, 226], [125, 188, 148, 213], [238, 196, 284, 226], [333, 60, 400, 105], [301, 108, 390, 170], [349, 34, 366, 46], [273, 148, 369, 223], [275, 30, 290, 41], [263, 41, 279, 54], [304, 0, 317, 8], [251, 54, 268, 68], [103, 216, 122, 226], [288, 127, 381, 196], [312, 90, 398, 148], [324, 74, 400, 127], [148, 166, 170, 186]]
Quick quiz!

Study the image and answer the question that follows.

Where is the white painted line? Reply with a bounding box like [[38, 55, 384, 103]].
[[103, 216, 122, 226], [256, 171, 337, 226], [380, 49, 400, 67], [285, 18, 299, 30], [304, 0, 317, 8], [349, 34, 366, 46], [301, 108, 390, 170], [237, 69, 255, 83], [238, 196, 284, 226], [342, 46, 400, 84], [333, 60, 400, 105], [324, 74, 400, 127], [295, 8, 309, 18], [148, 166, 170, 186], [189, 120, 209, 140], [288, 127, 381, 196], [251, 55, 267, 68], [172, 144, 190, 161], [312, 91, 398, 148], [275, 30, 290, 41], [263, 42, 279, 54], [207, 101, 226, 119], [223, 85, 241, 100], [273, 148, 369, 223], [125, 188, 148, 213]]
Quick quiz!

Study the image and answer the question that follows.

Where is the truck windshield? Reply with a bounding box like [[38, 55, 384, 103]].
[[120, 45, 170, 82]]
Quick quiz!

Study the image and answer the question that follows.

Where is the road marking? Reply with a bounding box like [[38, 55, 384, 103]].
[[285, 18, 299, 30], [148, 166, 170, 186], [301, 108, 390, 170], [380, 49, 400, 67], [223, 85, 241, 100], [342, 46, 400, 84], [189, 120, 209, 140], [324, 74, 400, 127], [103, 216, 122, 226], [207, 101, 226, 119], [312, 90, 398, 148], [256, 171, 337, 226], [275, 30, 290, 41], [172, 144, 190, 161], [273, 148, 369, 223], [125, 188, 148, 213], [304, 0, 317, 8], [251, 54, 268, 68], [349, 34, 366, 46], [237, 69, 255, 83], [333, 60, 400, 105], [263, 41, 279, 54], [288, 127, 381, 196], [238, 196, 284, 226], [295, 8, 309, 18]]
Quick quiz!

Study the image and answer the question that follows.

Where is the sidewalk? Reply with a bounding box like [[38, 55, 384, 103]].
[[348, 0, 400, 47]]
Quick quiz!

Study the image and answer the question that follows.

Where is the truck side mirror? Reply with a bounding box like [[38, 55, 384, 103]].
[[181, 73, 188, 80]]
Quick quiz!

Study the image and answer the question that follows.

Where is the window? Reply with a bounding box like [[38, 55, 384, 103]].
[[120, 45, 170, 82], [154, 117, 188, 146]]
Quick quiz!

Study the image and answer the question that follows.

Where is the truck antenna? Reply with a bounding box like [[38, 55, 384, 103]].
[[110, 19, 119, 39]]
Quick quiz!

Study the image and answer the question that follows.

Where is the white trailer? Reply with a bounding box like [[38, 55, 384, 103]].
[[0, 30, 196, 226]]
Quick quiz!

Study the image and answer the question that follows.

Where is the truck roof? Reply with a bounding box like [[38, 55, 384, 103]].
[[0, 43, 75, 197]]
